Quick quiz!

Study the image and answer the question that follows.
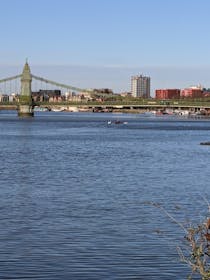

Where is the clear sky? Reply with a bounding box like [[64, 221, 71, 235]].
[[1, 0, 210, 95]]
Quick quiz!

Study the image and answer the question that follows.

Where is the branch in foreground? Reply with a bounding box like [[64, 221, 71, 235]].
[[145, 201, 210, 279]]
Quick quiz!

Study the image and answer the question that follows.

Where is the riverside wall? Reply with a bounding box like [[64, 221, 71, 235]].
[[1, 104, 210, 115]]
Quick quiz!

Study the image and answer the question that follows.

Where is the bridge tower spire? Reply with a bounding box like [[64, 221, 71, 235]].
[[18, 61, 34, 117]]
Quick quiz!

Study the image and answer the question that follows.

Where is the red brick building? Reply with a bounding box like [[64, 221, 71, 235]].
[[155, 89, 180, 99], [181, 87, 203, 98]]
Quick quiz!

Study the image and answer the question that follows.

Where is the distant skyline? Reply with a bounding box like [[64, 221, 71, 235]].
[[1, 0, 210, 95]]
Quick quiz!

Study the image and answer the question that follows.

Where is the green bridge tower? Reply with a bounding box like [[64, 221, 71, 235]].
[[18, 60, 34, 117]]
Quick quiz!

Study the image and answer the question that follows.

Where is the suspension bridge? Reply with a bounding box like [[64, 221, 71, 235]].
[[0, 61, 94, 117], [1, 62, 210, 116]]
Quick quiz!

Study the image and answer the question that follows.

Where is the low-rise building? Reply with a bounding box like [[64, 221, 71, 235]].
[[32, 90, 61, 102], [155, 89, 180, 99], [181, 86, 203, 98], [0, 94, 9, 102]]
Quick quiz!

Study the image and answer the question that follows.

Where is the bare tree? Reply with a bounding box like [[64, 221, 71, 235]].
[[146, 201, 210, 279]]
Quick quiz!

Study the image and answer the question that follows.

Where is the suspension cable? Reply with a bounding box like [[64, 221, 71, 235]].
[[31, 74, 94, 94], [0, 74, 22, 83]]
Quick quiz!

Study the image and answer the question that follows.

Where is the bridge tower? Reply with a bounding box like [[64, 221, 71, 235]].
[[18, 61, 34, 117]]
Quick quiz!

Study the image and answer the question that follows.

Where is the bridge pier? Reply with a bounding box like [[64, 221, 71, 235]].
[[18, 105, 34, 117]]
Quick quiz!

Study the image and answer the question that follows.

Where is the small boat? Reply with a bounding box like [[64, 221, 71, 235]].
[[34, 106, 48, 112], [114, 120, 128, 125], [107, 120, 128, 125], [51, 108, 65, 112], [115, 120, 123, 124]]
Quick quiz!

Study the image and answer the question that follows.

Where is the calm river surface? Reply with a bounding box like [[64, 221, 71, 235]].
[[0, 111, 209, 279]]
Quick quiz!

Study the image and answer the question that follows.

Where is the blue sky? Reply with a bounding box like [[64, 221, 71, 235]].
[[1, 0, 210, 94]]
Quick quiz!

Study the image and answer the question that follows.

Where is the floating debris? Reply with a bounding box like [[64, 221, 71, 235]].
[[200, 142, 210, 145]]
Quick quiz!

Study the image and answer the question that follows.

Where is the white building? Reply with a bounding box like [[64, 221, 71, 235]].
[[131, 75, 150, 98]]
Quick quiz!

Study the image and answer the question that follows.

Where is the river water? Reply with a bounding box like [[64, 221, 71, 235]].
[[0, 111, 209, 279]]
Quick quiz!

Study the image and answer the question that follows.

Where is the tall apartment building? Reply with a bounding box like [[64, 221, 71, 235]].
[[131, 75, 150, 98]]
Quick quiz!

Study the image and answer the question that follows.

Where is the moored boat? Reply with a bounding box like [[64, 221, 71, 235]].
[[51, 107, 65, 112], [34, 106, 48, 112]]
